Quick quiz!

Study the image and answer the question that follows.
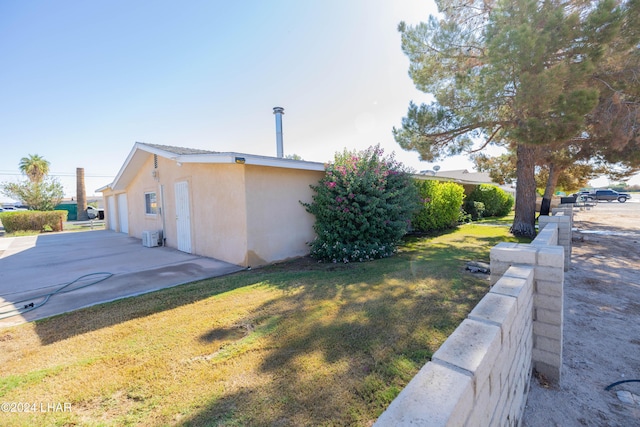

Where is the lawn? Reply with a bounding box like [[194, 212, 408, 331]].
[[0, 223, 527, 426]]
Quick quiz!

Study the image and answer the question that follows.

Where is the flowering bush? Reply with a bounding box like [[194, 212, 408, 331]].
[[303, 145, 419, 263], [412, 180, 465, 232]]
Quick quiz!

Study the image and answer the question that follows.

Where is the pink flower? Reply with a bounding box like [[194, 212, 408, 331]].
[[326, 181, 337, 188]]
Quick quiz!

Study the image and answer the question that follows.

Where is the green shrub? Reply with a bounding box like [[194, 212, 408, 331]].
[[458, 208, 473, 224], [0, 210, 67, 233], [464, 184, 514, 218], [303, 145, 419, 263], [412, 180, 465, 232], [464, 201, 486, 220]]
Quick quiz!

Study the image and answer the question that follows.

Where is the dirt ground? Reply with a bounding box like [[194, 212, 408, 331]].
[[522, 201, 640, 426]]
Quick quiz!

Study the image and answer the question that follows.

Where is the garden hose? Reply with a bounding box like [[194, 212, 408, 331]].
[[605, 379, 640, 391], [0, 272, 113, 320]]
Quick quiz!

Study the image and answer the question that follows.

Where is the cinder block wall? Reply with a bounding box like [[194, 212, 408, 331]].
[[538, 207, 572, 271], [375, 212, 570, 426], [490, 228, 565, 386]]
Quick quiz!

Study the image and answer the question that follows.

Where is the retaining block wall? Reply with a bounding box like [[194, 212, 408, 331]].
[[490, 229, 565, 385], [375, 212, 570, 426], [538, 207, 572, 271]]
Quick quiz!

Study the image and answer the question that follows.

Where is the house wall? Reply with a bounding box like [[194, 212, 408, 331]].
[[127, 156, 249, 265], [101, 155, 324, 267], [123, 156, 164, 238], [182, 161, 248, 266], [244, 166, 324, 267]]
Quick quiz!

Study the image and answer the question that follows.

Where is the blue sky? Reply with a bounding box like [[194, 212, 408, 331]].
[[0, 1, 633, 202]]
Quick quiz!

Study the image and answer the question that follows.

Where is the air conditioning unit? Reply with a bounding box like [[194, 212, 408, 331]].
[[142, 230, 161, 248]]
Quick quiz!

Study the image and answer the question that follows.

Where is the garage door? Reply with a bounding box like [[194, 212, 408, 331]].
[[107, 196, 116, 231], [117, 193, 129, 234]]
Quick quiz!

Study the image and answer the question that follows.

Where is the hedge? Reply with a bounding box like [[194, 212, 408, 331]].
[[412, 180, 465, 232], [0, 210, 68, 233], [464, 184, 514, 219]]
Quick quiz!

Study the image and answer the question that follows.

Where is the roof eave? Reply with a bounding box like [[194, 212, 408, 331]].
[[412, 173, 493, 186], [100, 143, 326, 193], [174, 152, 325, 171]]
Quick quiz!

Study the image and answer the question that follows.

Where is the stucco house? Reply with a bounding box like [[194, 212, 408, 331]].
[[98, 142, 325, 267]]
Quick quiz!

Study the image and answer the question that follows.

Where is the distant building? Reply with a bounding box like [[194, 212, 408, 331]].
[[415, 169, 514, 196]]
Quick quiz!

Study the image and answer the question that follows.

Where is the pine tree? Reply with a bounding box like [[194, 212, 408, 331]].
[[395, 0, 638, 236]]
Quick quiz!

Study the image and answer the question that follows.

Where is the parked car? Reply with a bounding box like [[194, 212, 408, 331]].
[[0, 206, 28, 212], [586, 189, 631, 203], [86, 206, 104, 219]]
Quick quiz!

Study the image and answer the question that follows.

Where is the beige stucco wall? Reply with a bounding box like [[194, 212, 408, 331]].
[[101, 154, 324, 267], [244, 166, 324, 267], [125, 156, 164, 238], [122, 156, 249, 266], [181, 161, 248, 266]]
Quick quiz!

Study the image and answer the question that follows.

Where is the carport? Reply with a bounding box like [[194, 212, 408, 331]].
[[0, 230, 243, 327]]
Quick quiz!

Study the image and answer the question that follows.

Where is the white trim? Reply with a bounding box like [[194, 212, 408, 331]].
[[172, 152, 325, 171], [99, 142, 326, 193]]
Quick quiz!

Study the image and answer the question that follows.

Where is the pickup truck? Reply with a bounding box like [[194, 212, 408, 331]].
[[585, 189, 632, 203]]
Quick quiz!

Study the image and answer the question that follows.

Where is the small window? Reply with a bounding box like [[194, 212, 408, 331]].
[[145, 192, 158, 215]]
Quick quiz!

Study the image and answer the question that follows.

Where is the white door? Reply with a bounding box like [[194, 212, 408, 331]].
[[174, 181, 192, 253], [117, 193, 129, 234], [107, 196, 116, 231]]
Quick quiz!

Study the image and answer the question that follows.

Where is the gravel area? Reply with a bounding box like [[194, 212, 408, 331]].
[[523, 200, 640, 426]]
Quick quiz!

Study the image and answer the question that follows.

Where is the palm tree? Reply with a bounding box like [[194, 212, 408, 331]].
[[19, 154, 50, 183]]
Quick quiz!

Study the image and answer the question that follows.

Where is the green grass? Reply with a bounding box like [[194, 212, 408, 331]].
[[474, 212, 516, 226], [0, 224, 527, 426]]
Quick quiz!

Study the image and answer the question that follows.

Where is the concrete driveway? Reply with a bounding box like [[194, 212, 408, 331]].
[[0, 230, 243, 327]]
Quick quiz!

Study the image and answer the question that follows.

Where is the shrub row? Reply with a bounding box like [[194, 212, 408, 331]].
[[412, 180, 466, 232], [464, 184, 514, 219], [411, 181, 515, 232], [0, 210, 67, 233]]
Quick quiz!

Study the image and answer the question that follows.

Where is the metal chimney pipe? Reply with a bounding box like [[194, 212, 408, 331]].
[[273, 106, 284, 158]]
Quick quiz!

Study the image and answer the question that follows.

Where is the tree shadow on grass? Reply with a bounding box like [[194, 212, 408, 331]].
[[31, 271, 260, 345], [178, 234, 497, 426], [21, 229, 512, 426]]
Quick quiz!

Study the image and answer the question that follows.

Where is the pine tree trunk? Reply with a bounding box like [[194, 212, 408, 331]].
[[77, 168, 88, 221], [540, 163, 562, 216], [511, 143, 537, 238]]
